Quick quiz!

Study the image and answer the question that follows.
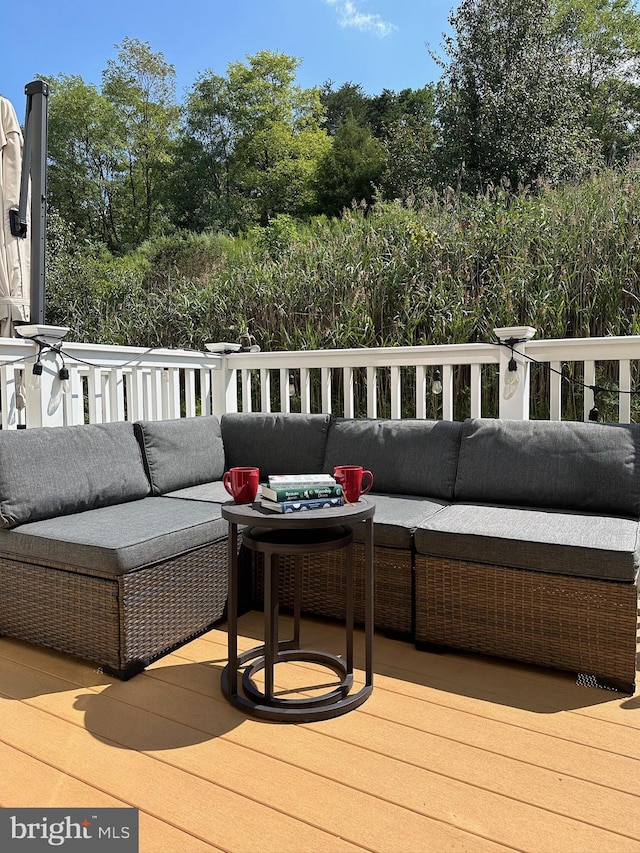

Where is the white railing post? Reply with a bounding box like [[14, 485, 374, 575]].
[[18, 325, 71, 428], [24, 346, 67, 427], [210, 356, 237, 418], [494, 326, 537, 420]]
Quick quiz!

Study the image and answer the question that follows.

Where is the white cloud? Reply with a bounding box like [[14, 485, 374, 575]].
[[324, 0, 397, 38]]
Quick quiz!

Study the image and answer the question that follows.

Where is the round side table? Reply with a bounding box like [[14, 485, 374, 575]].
[[221, 498, 375, 722]]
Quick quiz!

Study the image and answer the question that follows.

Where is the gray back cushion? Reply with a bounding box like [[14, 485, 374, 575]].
[[135, 416, 225, 495], [0, 421, 150, 528], [323, 418, 463, 499], [455, 417, 640, 516], [221, 413, 331, 478]]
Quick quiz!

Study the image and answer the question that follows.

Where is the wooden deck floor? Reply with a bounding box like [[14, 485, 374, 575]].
[[0, 611, 638, 853]]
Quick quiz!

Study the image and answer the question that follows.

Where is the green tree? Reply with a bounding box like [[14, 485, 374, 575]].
[[553, 0, 640, 162], [170, 72, 240, 232], [175, 51, 331, 229], [227, 51, 331, 225], [320, 81, 371, 135], [436, 0, 597, 193], [47, 75, 123, 250], [374, 87, 437, 202], [102, 37, 180, 247], [315, 114, 387, 216]]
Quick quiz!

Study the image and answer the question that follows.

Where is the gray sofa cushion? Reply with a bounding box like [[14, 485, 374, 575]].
[[323, 418, 463, 499], [455, 418, 640, 516], [414, 502, 640, 582], [221, 413, 331, 478], [351, 493, 449, 548], [0, 496, 227, 576], [0, 421, 150, 528], [135, 416, 225, 495]]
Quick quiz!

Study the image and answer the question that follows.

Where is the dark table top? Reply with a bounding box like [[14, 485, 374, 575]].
[[221, 495, 375, 529]]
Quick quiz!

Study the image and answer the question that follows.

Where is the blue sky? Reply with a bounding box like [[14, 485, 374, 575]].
[[0, 0, 454, 115]]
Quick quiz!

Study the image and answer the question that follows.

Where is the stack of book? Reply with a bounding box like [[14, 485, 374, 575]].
[[260, 474, 344, 513]]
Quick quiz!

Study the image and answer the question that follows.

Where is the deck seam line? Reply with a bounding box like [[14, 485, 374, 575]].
[[0, 737, 228, 852]]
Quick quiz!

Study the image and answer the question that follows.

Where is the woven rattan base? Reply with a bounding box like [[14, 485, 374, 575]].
[[250, 542, 412, 636], [415, 554, 638, 694], [0, 537, 229, 678]]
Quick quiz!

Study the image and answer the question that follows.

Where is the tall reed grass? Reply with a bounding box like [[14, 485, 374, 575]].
[[46, 165, 640, 419]]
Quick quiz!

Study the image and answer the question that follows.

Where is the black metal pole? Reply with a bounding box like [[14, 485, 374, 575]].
[[22, 80, 49, 325]]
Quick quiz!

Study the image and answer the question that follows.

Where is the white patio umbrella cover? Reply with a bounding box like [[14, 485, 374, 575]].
[[0, 94, 30, 336]]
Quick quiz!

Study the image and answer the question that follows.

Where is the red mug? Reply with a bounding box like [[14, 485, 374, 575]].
[[333, 465, 374, 504], [223, 466, 260, 504]]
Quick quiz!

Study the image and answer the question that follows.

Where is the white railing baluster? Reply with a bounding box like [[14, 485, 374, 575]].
[[167, 367, 180, 419], [280, 368, 291, 414], [583, 361, 596, 422], [110, 368, 125, 421], [619, 359, 631, 423], [470, 363, 482, 418], [366, 366, 377, 418], [416, 365, 427, 419], [442, 364, 454, 421], [550, 361, 562, 421], [184, 368, 197, 418], [300, 367, 311, 414], [240, 368, 252, 412], [0, 365, 13, 429], [260, 368, 271, 413], [130, 367, 144, 421], [321, 367, 331, 414], [390, 365, 401, 419], [343, 367, 354, 418], [86, 368, 99, 424], [201, 367, 213, 416]]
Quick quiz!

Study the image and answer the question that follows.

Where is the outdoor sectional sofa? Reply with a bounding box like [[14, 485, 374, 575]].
[[0, 412, 637, 694]]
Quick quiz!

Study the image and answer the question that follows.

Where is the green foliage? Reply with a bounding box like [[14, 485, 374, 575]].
[[315, 115, 387, 216], [102, 38, 180, 248], [552, 0, 640, 162], [436, 0, 598, 192], [47, 39, 179, 253], [46, 75, 123, 249], [46, 165, 640, 362], [320, 81, 371, 135]]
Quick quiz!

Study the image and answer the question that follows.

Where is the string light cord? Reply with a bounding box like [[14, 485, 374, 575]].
[[495, 338, 640, 419]]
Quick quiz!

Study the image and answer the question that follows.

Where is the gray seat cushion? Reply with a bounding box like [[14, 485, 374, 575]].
[[0, 421, 150, 528], [352, 493, 449, 548], [135, 416, 225, 495], [221, 413, 331, 478], [414, 502, 640, 582], [323, 418, 463, 500], [455, 418, 640, 516], [0, 497, 227, 576]]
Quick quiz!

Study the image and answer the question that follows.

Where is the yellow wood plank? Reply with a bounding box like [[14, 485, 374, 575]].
[[1, 615, 638, 853], [4, 652, 637, 853], [0, 742, 221, 852], [4, 693, 512, 853], [0, 693, 366, 853]]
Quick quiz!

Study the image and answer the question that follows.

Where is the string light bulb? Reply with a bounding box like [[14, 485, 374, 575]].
[[503, 354, 519, 400], [30, 360, 43, 391], [58, 365, 70, 395], [431, 369, 443, 395]]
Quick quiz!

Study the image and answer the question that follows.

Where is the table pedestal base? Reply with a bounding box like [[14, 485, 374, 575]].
[[222, 520, 374, 722]]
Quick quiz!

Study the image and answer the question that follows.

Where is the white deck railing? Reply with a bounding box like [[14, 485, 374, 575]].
[[2, 324, 640, 428]]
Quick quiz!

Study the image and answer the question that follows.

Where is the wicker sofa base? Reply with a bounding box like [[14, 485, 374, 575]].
[[0, 537, 229, 679], [249, 542, 413, 637], [415, 554, 638, 694]]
